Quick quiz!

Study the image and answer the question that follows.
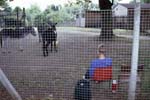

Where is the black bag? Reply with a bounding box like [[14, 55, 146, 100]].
[[74, 79, 91, 100]]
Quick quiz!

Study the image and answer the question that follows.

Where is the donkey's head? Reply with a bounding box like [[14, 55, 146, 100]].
[[48, 22, 57, 31], [24, 26, 37, 36]]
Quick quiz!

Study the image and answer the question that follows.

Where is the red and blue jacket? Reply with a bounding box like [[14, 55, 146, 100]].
[[89, 58, 112, 78]]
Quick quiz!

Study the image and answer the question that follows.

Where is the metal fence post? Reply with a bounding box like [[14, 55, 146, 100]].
[[128, 0, 141, 100], [0, 68, 22, 100]]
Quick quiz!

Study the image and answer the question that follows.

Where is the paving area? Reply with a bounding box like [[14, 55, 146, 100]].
[[0, 27, 150, 100]]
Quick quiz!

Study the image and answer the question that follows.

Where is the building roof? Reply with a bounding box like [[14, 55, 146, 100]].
[[113, 3, 150, 9]]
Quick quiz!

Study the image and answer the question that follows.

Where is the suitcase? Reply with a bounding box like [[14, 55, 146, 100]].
[[74, 79, 91, 100]]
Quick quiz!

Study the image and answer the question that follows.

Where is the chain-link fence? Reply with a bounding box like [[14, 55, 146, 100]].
[[0, 6, 150, 100]]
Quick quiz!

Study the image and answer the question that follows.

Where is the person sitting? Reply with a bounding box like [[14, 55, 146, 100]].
[[84, 44, 112, 81]]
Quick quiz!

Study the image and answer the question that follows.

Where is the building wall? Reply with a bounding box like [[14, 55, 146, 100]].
[[76, 18, 85, 27], [85, 11, 102, 27], [140, 9, 150, 31], [113, 5, 128, 17], [128, 9, 150, 31], [85, 9, 150, 31]]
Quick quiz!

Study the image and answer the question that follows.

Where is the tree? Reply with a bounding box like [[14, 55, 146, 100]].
[[4, 7, 12, 13], [26, 4, 41, 25], [34, 14, 45, 26], [89, 3, 99, 10], [0, 0, 7, 7], [13, 6, 22, 19], [98, 0, 127, 38], [13, 6, 22, 13], [99, 0, 114, 39], [43, 5, 73, 23], [75, 0, 92, 10], [0, 0, 11, 12], [50, 5, 59, 11]]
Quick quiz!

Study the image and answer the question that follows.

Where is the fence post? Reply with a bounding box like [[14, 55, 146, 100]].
[[0, 68, 22, 100], [128, 0, 141, 100]]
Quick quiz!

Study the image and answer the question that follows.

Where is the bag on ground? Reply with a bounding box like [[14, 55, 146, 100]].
[[74, 79, 91, 100]]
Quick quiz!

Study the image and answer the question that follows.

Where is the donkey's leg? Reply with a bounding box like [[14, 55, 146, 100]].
[[43, 47, 46, 57], [18, 38, 23, 51], [0, 34, 2, 48], [39, 33, 42, 43], [46, 41, 52, 53], [2, 37, 8, 53], [43, 46, 46, 57], [43, 40, 46, 57], [44, 42, 49, 56], [50, 41, 53, 52], [54, 40, 57, 52]]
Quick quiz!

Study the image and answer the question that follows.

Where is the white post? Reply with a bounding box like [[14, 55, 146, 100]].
[[128, 0, 141, 100], [0, 68, 22, 100]]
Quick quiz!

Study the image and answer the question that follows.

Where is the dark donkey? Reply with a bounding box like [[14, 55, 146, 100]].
[[41, 23, 57, 57], [0, 26, 36, 51]]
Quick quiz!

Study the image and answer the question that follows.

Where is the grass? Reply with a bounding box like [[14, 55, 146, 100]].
[[26, 97, 54, 100], [142, 58, 150, 92], [136, 58, 150, 99], [57, 27, 100, 33], [57, 27, 149, 37]]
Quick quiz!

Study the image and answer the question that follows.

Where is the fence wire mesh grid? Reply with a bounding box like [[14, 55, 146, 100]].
[[0, 9, 150, 100]]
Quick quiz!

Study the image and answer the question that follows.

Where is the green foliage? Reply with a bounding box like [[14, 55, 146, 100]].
[[0, 0, 100, 26], [50, 4, 59, 11], [75, 0, 92, 10], [26, 4, 41, 26], [12, 6, 22, 15], [29, 4, 80, 26], [0, 0, 121, 27], [0, 0, 117, 28], [0, 0, 11, 12], [34, 14, 45, 26], [4, 7, 12, 13], [141, 0, 150, 3], [88, 3, 99, 10], [0, 0, 7, 6]]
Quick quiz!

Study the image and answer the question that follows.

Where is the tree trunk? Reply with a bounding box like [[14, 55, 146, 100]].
[[99, 0, 114, 39], [22, 8, 26, 26]]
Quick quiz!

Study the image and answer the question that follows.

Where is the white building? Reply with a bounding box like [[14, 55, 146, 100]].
[[112, 3, 128, 17]]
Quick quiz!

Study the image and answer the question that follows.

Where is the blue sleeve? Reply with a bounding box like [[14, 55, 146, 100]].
[[88, 58, 112, 78], [89, 60, 96, 78], [107, 58, 112, 66]]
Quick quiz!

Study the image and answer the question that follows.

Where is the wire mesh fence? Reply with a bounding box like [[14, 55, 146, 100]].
[[0, 8, 150, 100]]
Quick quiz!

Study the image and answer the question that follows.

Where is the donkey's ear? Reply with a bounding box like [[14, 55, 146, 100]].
[[55, 23, 57, 25]]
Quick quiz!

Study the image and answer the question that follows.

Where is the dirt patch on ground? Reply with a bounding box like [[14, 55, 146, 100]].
[[0, 28, 150, 100]]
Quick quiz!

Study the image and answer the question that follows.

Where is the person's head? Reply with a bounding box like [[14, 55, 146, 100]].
[[97, 44, 106, 57]]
